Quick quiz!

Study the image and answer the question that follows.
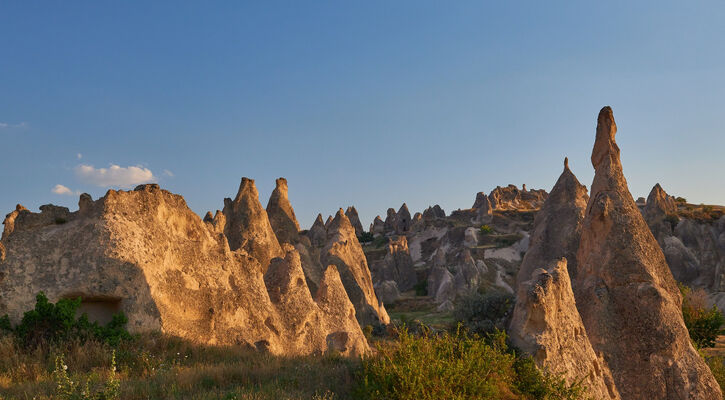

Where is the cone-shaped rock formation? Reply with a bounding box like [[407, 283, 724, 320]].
[[266, 177, 301, 244]]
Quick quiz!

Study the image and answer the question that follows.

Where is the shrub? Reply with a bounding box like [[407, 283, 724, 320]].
[[676, 197, 687, 203], [413, 280, 428, 296], [480, 224, 494, 235], [664, 213, 679, 230], [11, 292, 131, 348], [0, 314, 11, 333], [357, 232, 375, 243], [52, 350, 120, 400], [680, 284, 724, 348], [356, 327, 584, 400], [372, 236, 388, 248], [705, 355, 725, 394], [454, 290, 515, 336]]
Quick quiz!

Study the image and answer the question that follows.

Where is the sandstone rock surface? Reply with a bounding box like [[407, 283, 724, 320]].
[[0, 184, 369, 356], [266, 178, 301, 244], [575, 107, 720, 399]]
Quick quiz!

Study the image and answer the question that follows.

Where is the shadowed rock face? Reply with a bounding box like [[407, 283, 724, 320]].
[[642, 183, 679, 242], [266, 178, 301, 244], [422, 205, 445, 220], [369, 236, 417, 292], [510, 258, 619, 400], [370, 216, 384, 236], [575, 107, 720, 399], [323, 209, 390, 326], [307, 214, 327, 247], [345, 206, 364, 237], [0, 185, 369, 357], [223, 178, 283, 271], [516, 158, 589, 284]]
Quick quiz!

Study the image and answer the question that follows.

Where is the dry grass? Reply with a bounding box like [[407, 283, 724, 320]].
[[0, 332, 358, 400]]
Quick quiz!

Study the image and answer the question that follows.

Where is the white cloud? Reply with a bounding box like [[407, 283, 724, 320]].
[[52, 184, 75, 196], [163, 169, 174, 177], [77, 153, 83, 160], [0, 122, 27, 129], [75, 164, 156, 188]]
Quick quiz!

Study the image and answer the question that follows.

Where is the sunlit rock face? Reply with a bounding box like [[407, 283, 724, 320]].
[[575, 107, 720, 399], [0, 183, 369, 357]]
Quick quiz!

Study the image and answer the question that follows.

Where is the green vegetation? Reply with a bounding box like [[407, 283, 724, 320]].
[[54, 217, 68, 225], [372, 236, 387, 248], [413, 280, 428, 296], [480, 224, 494, 235], [356, 327, 584, 400], [704, 355, 725, 394], [1, 292, 585, 399], [454, 290, 515, 335], [680, 284, 724, 349], [675, 197, 687, 203], [3, 292, 131, 348], [664, 213, 680, 230], [357, 232, 374, 243]]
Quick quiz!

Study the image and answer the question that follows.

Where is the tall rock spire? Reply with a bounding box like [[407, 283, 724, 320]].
[[266, 177, 301, 244], [222, 177, 283, 271], [575, 107, 720, 399]]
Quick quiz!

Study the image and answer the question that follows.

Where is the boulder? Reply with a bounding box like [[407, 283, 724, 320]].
[[374, 280, 400, 305], [575, 107, 720, 399]]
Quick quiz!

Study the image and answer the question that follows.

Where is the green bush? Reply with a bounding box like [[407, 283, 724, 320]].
[[11, 292, 131, 348], [664, 213, 680, 230], [372, 236, 388, 248], [480, 224, 494, 235], [675, 197, 687, 203], [355, 327, 584, 400], [680, 284, 724, 348], [357, 232, 375, 243], [454, 290, 515, 335], [704, 355, 725, 394], [0, 314, 11, 333]]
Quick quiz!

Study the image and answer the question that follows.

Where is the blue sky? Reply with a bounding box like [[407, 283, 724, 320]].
[[1, 1, 724, 228]]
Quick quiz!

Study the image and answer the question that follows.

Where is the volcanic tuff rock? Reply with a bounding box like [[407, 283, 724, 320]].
[[307, 214, 327, 247], [516, 157, 589, 283], [345, 206, 364, 237], [0, 184, 369, 356], [374, 280, 401, 305], [223, 178, 283, 271], [369, 236, 417, 292], [575, 107, 720, 399], [322, 209, 390, 326], [370, 216, 384, 237], [396, 204, 412, 233], [266, 178, 301, 244], [510, 258, 619, 399], [473, 192, 493, 223], [383, 208, 397, 234], [422, 205, 446, 220]]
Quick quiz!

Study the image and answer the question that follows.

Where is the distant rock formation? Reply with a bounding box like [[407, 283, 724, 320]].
[[422, 205, 445, 220], [266, 178, 301, 244], [370, 216, 385, 237], [223, 178, 283, 271], [322, 209, 390, 326], [307, 214, 327, 247], [383, 208, 397, 234], [575, 107, 720, 399], [396, 204, 412, 233], [369, 236, 417, 292], [345, 206, 364, 237], [487, 184, 548, 211], [0, 183, 369, 356]]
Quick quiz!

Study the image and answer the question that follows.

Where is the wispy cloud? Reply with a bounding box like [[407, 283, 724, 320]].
[[163, 169, 174, 177], [75, 164, 156, 188], [0, 122, 27, 129], [77, 153, 83, 160], [52, 184, 76, 196]]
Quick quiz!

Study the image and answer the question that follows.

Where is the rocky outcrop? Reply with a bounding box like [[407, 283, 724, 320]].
[[373, 280, 400, 305], [369, 236, 417, 292], [575, 107, 720, 399], [307, 214, 327, 247], [516, 157, 589, 282], [0, 184, 369, 357], [223, 178, 283, 270], [370, 216, 384, 237], [473, 192, 492, 222], [266, 178, 301, 244], [642, 183, 679, 241], [510, 258, 619, 399], [383, 208, 397, 234], [488, 184, 547, 210], [323, 209, 390, 326], [422, 205, 445, 220], [345, 206, 364, 237], [396, 204, 412, 233]]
